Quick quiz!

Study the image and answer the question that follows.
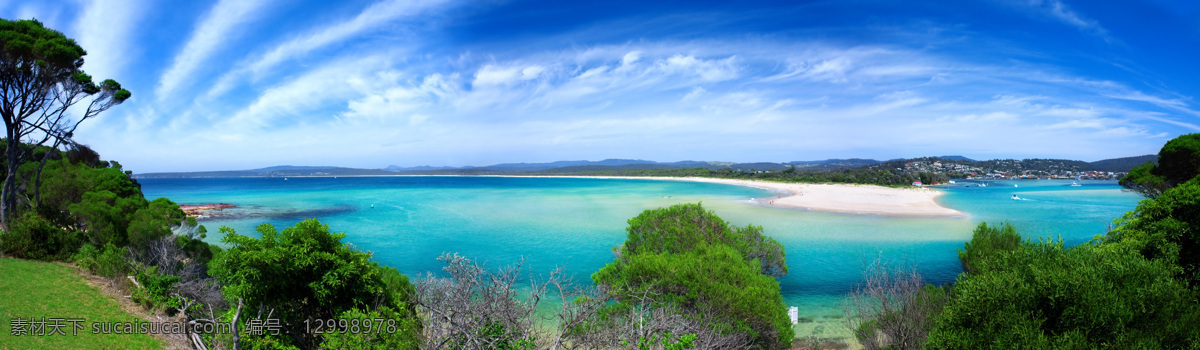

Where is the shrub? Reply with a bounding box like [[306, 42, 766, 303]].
[[210, 219, 420, 348], [593, 203, 793, 349], [0, 212, 79, 260], [321, 307, 421, 350], [957, 222, 1020, 274], [73, 243, 127, 277], [1105, 179, 1200, 286], [131, 265, 182, 312], [928, 238, 1200, 349]]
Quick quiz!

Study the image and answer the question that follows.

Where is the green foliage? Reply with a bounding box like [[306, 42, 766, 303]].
[[448, 320, 538, 350], [622, 202, 787, 277], [1106, 178, 1200, 286], [131, 265, 182, 311], [1119, 162, 1169, 198], [72, 243, 127, 277], [0, 19, 86, 72], [127, 197, 184, 248], [957, 222, 1021, 274], [210, 219, 420, 348], [928, 234, 1200, 349], [0, 212, 79, 260], [321, 307, 421, 350], [0, 18, 131, 228], [1158, 133, 1200, 185], [1120, 133, 1200, 198], [626, 333, 698, 350], [594, 203, 794, 349], [67, 190, 140, 246]]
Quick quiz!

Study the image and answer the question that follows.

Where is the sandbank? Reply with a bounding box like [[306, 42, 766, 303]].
[[274, 174, 965, 217], [662, 177, 963, 217]]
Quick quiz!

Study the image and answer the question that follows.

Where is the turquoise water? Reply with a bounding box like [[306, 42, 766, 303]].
[[138, 176, 1143, 338]]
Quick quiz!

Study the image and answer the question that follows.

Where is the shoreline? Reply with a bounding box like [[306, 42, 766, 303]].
[[155, 174, 964, 217], [589, 176, 964, 217]]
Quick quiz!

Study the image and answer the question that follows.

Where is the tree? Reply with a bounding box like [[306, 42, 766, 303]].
[[1120, 133, 1200, 198], [209, 219, 420, 349], [0, 18, 130, 229], [926, 234, 1200, 349], [1106, 178, 1200, 287], [1119, 162, 1169, 198], [592, 203, 794, 349], [1158, 134, 1200, 185], [957, 222, 1020, 274]]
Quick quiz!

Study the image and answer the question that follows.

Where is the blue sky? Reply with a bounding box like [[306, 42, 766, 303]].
[[3, 0, 1199, 172]]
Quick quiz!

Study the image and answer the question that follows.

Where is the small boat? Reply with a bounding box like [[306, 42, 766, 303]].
[[1070, 182, 1081, 187], [948, 180, 956, 184], [1014, 184, 1018, 188], [979, 182, 988, 187], [284, 177, 288, 180], [1011, 195, 1020, 200]]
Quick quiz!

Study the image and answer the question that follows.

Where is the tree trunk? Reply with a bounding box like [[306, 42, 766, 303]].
[[33, 140, 62, 208], [2, 134, 20, 230]]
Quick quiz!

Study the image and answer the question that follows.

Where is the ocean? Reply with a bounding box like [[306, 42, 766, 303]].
[[138, 176, 1143, 339]]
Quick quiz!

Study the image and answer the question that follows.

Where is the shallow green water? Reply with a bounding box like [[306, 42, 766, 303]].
[[139, 176, 1142, 339]]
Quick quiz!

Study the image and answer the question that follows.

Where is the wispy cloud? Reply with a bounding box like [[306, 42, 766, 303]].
[[204, 0, 451, 99], [1017, 0, 1112, 41], [72, 0, 144, 81], [156, 0, 272, 100], [7, 1, 1196, 171]]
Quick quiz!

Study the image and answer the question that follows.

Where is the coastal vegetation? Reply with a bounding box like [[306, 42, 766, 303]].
[[845, 134, 1200, 349], [210, 220, 422, 349], [590, 203, 793, 349], [0, 18, 131, 229]]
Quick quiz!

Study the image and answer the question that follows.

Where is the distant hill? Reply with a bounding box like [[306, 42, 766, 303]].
[[539, 164, 686, 172], [134, 154, 1152, 178], [480, 159, 658, 172], [937, 155, 975, 161], [730, 162, 791, 171], [383, 165, 460, 172], [788, 158, 881, 170], [1087, 155, 1156, 173], [134, 166, 397, 178]]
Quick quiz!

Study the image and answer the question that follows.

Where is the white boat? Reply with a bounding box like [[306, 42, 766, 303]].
[[1011, 195, 1020, 200], [1014, 184, 1018, 188], [979, 182, 988, 187], [1070, 182, 1081, 187]]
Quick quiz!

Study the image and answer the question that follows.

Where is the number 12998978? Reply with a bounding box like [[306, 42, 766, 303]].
[[304, 318, 398, 335]]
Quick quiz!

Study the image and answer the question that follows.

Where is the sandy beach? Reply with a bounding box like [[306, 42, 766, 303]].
[[656, 177, 965, 217], [478, 175, 964, 217]]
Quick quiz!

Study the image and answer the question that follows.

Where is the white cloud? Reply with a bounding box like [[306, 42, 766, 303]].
[[73, 0, 143, 81], [156, 0, 272, 100], [521, 66, 545, 80], [656, 54, 739, 81], [225, 55, 390, 130], [205, 0, 451, 99], [1018, 0, 1112, 41], [473, 65, 521, 86], [343, 73, 458, 123]]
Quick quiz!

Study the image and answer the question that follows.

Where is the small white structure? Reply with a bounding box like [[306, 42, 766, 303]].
[[912, 181, 923, 187], [788, 307, 799, 325]]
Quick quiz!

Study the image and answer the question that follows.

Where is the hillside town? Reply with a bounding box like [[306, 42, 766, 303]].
[[901, 159, 1128, 180]]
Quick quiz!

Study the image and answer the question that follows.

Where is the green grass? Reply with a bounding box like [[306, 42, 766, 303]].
[[0, 258, 163, 349]]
